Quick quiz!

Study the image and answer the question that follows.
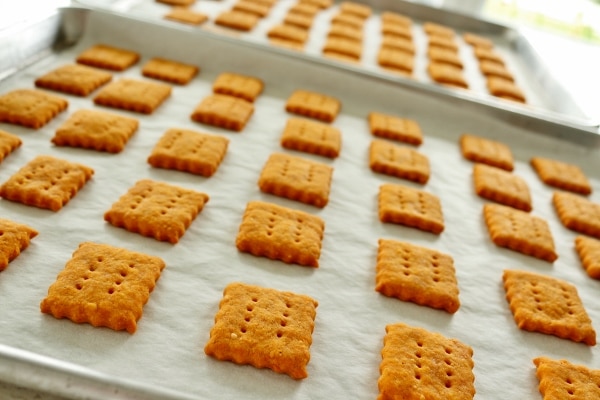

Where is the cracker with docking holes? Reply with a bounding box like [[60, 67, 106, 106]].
[[331, 12, 364, 29], [381, 11, 412, 27], [289, 2, 320, 17], [378, 183, 444, 234], [369, 112, 423, 145], [212, 72, 264, 103], [379, 323, 475, 400], [376, 239, 460, 313], [463, 32, 493, 49], [531, 157, 591, 195], [553, 191, 600, 238], [0, 155, 93, 211], [424, 22, 455, 38], [479, 60, 514, 82], [258, 152, 333, 208], [268, 24, 309, 44], [164, 7, 208, 25], [52, 109, 139, 153], [534, 357, 600, 400], [148, 128, 229, 177], [0, 89, 68, 129], [215, 11, 260, 31], [487, 77, 526, 103], [285, 90, 341, 123], [0, 129, 22, 164], [381, 23, 412, 40], [94, 78, 171, 114], [142, 58, 199, 85], [35, 64, 112, 97], [0, 218, 38, 271], [281, 117, 341, 158], [503, 269, 596, 345], [104, 179, 208, 244], [40, 242, 165, 334], [474, 47, 504, 65], [283, 12, 314, 29], [328, 24, 363, 41], [323, 37, 362, 60], [473, 163, 531, 212], [299, 0, 332, 8], [427, 47, 463, 69], [427, 62, 468, 88], [204, 282, 318, 379], [236, 201, 325, 267], [483, 203, 557, 262], [370, 140, 430, 184], [381, 36, 415, 55], [428, 35, 458, 52], [339, 1, 371, 19], [232, 0, 271, 17], [378, 47, 414, 74], [191, 94, 254, 131], [460, 134, 514, 171], [76, 44, 139, 71], [575, 236, 600, 279]]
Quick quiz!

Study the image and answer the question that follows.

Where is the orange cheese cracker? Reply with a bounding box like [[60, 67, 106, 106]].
[[283, 12, 314, 29], [339, 1, 371, 19], [479, 60, 514, 82], [299, 0, 332, 8], [236, 201, 325, 267], [378, 47, 414, 74], [289, 2, 320, 17], [34, 64, 112, 96], [379, 323, 475, 400], [331, 12, 364, 29], [378, 183, 444, 234], [232, 0, 271, 17], [381, 23, 412, 40], [503, 269, 596, 345], [369, 112, 422, 145], [424, 22, 455, 38], [94, 78, 172, 114], [531, 157, 591, 195], [428, 35, 459, 52], [474, 47, 504, 65], [285, 89, 341, 123], [40, 242, 165, 334], [575, 236, 600, 279], [463, 32, 493, 49], [0, 218, 38, 271], [473, 163, 531, 212], [205, 282, 318, 379], [381, 36, 415, 55], [156, 0, 195, 5], [369, 140, 430, 184], [487, 77, 526, 103], [164, 7, 208, 25], [142, 58, 199, 85], [0, 155, 93, 211], [323, 37, 362, 60], [0, 89, 68, 129], [0, 129, 22, 164], [191, 94, 254, 131], [280, 117, 341, 158], [212, 72, 264, 103], [268, 24, 309, 44], [427, 46, 463, 69], [553, 191, 600, 239], [215, 10, 260, 31], [376, 239, 460, 313], [427, 62, 467, 88], [534, 357, 600, 400], [104, 179, 209, 244], [460, 134, 513, 171], [381, 11, 412, 27], [76, 44, 139, 71], [328, 24, 363, 41]]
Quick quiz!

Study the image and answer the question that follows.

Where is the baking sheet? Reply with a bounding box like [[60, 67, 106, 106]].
[[1, 8, 600, 400]]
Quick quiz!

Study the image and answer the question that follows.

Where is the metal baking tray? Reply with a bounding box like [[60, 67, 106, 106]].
[[1, 6, 600, 400], [73, 0, 600, 143]]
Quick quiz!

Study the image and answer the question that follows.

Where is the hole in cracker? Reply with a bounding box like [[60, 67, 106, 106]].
[[444, 359, 451, 365], [280, 320, 287, 327], [444, 348, 452, 355], [120, 271, 127, 277], [445, 381, 452, 388], [403, 271, 410, 276], [97, 256, 103, 262], [277, 331, 283, 338], [251, 297, 258, 302], [567, 389, 574, 395], [116, 280, 122, 285], [247, 305, 253, 312], [446, 370, 453, 377], [416, 341, 423, 347], [283, 312, 289, 318], [285, 302, 292, 308], [415, 351, 422, 359], [129, 263, 135, 269], [415, 361, 422, 368], [566, 378, 572, 384], [415, 373, 421, 380], [75, 283, 82, 290], [244, 316, 251, 322], [433, 277, 440, 282], [240, 327, 247, 333], [108, 288, 115, 294]]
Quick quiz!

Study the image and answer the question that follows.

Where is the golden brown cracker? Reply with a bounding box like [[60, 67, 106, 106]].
[[104, 179, 209, 244], [379, 323, 475, 400], [298, 0, 332, 8], [381, 23, 412, 40], [215, 10, 260, 31], [531, 157, 591, 195], [232, 0, 271, 17], [235, 201, 325, 267], [212, 72, 264, 103], [164, 7, 208, 25], [280, 117, 341, 158], [322, 37, 362, 60], [553, 191, 600, 238], [474, 47, 504, 65], [285, 89, 341, 123], [376, 239, 460, 313], [289, 3, 320, 17], [428, 35, 459, 52], [381, 36, 415, 55], [0, 129, 22, 164], [534, 357, 600, 400], [0, 89, 68, 129], [268, 24, 309, 44], [424, 22, 455, 38], [368, 112, 423, 145], [479, 60, 514, 82], [40, 242, 165, 334], [34, 64, 112, 97], [204, 282, 318, 379], [191, 94, 255, 131], [283, 12, 314, 29], [148, 128, 229, 177], [503, 269, 596, 345], [487, 77, 526, 103], [52, 109, 139, 153], [94, 78, 172, 114], [381, 11, 412, 27], [328, 24, 363, 41], [0, 155, 93, 212], [427, 62, 468, 88], [156, 0, 195, 5], [370, 140, 430, 184], [378, 47, 414, 74], [575, 236, 600, 279], [0, 218, 38, 271], [339, 1, 371, 19], [427, 46, 463, 69], [378, 183, 444, 234], [460, 134, 514, 171], [76, 44, 140, 71], [463, 32, 493, 49], [331, 12, 364, 29], [142, 58, 199, 85], [483, 203, 557, 262], [473, 163, 531, 212]]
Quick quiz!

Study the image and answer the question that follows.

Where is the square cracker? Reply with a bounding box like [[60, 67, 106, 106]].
[[376, 239, 460, 313], [34, 64, 112, 97], [322, 37, 362, 60], [553, 191, 600, 239], [40, 242, 165, 334], [204, 282, 318, 379], [427, 47, 463, 69], [299, 0, 332, 9], [232, 1, 271, 17], [76, 44, 139, 71], [474, 47, 504, 65], [0, 129, 22, 164], [483, 203, 557, 262], [212, 72, 264, 102], [0, 155, 93, 212], [427, 62, 468, 88], [460, 133, 514, 171], [52, 109, 139, 153], [258, 152, 333, 208], [473, 163, 531, 212], [381, 23, 413, 40], [370, 140, 430, 184], [288, 3, 320, 17], [236, 201, 325, 267], [285, 89, 341, 123], [268, 24, 309, 44], [531, 157, 591, 195], [479, 60, 514, 82], [283, 12, 314, 30], [503, 269, 596, 345], [104, 179, 209, 244], [142, 58, 199, 85], [381, 36, 416, 55], [281, 117, 341, 158], [423, 22, 455, 38], [575, 235, 600, 279], [148, 128, 229, 177], [0, 89, 68, 129], [428, 35, 459, 52], [534, 357, 600, 399], [0, 218, 38, 271], [463, 32, 493, 49], [164, 7, 208, 25], [191, 94, 254, 132], [330, 12, 364, 29], [215, 11, 260, 31], [378, 183, 444, 234], [381, 11, 412, 27], [487, 77, 526, 103], [379, 323, 475, 400], [368, 112, 423, 145], [339, 1, 371, 19], [378, 47, 414, 74], [94, 78, 172, 114]]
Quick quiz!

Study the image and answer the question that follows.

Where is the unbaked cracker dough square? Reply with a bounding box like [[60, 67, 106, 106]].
[[369, 112, 423, 145], [460, 134, 514, 171], [369, 140, 430, 184], [0, 89, 68, 129], [191, 94, 255, 131], [34, 64, 112, 97], [40, 242, 165, 334], [285, 89, 341, 123], [94, 78, 172, 114], [553, 191, 600, 238], [212, 72, 264, 102], [76, 44, 140, 71], [473, 163, 531, 212], [204, 282, 318, 379], [235, 201, 325, 267], [531, 156, 591, 195], [148, 128, 229, 177], [142, 58, 199, 85], [0, 129, 22, 164], [104, 179, 209, 244], [280, 117, 341, 158], [164, 7, 208, 25], [534, 357, 600, 399], [0, 218, 38, 271]]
